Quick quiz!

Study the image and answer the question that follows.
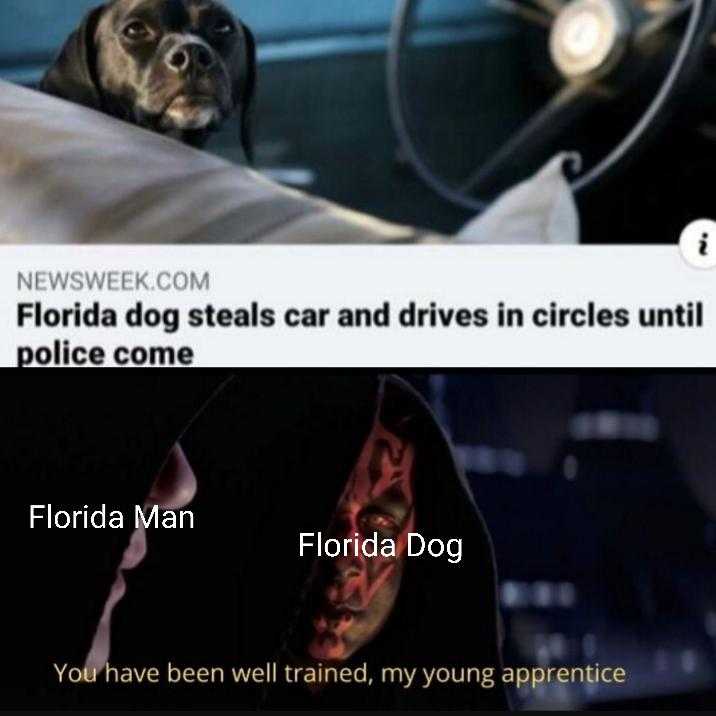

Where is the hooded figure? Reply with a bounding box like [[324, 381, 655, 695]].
[[4, 374, 507, 710], [1, 374, 229, 708], [178, 374, 508, 709]]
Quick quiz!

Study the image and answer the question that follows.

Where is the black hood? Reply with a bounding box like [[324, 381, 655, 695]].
[[3, 373, 506, 710], [178, 374, 507, 709], [2, 374, 229, 707]]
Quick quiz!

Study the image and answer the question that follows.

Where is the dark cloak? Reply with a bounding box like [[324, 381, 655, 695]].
[[1, 373, 229, 708], [3, 374, 507, 710], [176, 374, 508, 709]]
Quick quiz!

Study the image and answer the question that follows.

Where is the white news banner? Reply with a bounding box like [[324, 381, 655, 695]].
[[0, 246, 713, 368]]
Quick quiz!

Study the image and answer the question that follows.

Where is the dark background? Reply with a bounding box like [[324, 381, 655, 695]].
[[405, 373, 716, 709]]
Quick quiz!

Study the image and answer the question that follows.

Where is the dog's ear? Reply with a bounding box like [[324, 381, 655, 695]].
[[237, 22, 257, 164], [40, 5, 106, 111]]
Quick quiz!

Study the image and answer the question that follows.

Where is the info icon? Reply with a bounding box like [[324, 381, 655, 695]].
[[680, 219, 716, 270]]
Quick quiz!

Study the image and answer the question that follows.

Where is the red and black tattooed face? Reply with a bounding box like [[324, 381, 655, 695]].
[[306, 414, 416, 662]]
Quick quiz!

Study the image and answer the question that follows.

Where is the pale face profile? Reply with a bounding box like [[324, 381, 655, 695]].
[[84, 444, 198, 673], [306, 417, 416, 662]]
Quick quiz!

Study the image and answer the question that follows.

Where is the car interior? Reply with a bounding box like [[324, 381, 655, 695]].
[[1, 4, 714, 709], [1, 1, 714, 241]]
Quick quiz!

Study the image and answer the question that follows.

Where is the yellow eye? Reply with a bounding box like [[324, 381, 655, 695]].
[[362, 513, 398, 535]]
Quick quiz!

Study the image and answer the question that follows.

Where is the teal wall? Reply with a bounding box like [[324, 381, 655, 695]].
[[0, 0, 486, 66]]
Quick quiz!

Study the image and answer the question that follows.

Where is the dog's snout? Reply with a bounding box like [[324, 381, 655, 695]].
[[166, 43, 215, 74]]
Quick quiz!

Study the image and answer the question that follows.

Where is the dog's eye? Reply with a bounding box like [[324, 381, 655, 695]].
[[213, 20, 236, 37], [123, 21, 152, 40]]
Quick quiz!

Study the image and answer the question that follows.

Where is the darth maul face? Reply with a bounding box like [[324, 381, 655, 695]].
[[304, 414, 416, 662]]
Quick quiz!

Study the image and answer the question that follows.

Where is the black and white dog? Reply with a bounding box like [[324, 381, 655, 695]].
[[41, 0, 256, 159]]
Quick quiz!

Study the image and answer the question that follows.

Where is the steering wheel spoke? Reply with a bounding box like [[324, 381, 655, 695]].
[[635, 0, 694, 44], [459, 80, 599, 194]]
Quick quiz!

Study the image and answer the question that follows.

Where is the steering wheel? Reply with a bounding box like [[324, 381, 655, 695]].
[[388, 0, 716, 212]]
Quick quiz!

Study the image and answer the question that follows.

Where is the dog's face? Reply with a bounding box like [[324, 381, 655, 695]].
[[42, 0, 256, 157]]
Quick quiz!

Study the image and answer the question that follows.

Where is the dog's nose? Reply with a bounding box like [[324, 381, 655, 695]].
[[166, 43, 215, 74]]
